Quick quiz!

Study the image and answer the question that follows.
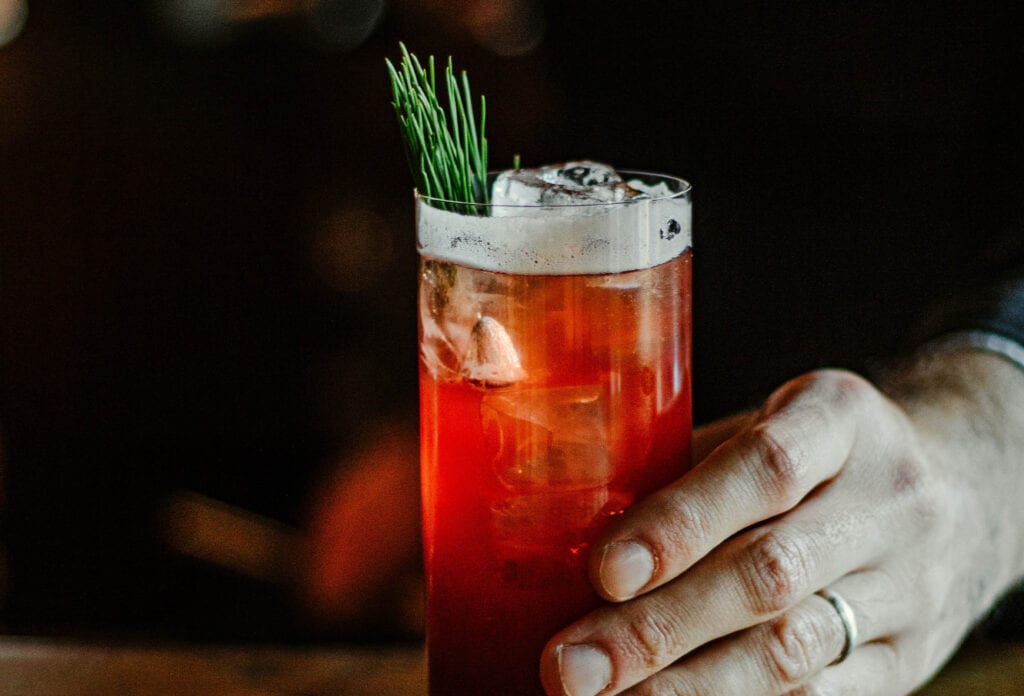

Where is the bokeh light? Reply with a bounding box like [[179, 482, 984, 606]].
[[0, 0, 28, 48], [151, 0, 386, 50], [467, 0, 544, 57], [305, 0, 388, 52]]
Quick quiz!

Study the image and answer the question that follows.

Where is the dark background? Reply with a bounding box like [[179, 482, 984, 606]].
[[1, 1, 1021, 641]]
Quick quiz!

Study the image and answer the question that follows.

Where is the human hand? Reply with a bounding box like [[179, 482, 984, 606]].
[[541, 353, 1024, 695]]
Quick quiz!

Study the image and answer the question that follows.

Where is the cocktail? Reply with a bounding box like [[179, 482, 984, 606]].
[[389, 49, 692, 695]]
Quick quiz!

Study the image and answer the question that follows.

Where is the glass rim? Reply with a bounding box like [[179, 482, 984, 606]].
[[414, 169, 692, 210]]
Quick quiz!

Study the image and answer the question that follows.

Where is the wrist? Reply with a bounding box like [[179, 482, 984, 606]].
[[881, 349, 1024, 614]]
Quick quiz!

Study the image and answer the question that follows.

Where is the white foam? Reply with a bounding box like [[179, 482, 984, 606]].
[[416, 176, 691, 275]]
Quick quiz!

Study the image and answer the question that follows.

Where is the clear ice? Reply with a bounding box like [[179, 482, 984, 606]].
[[482, 385, 612, 490], [491, 160, 643, 208], [419, 261, 523, 383]]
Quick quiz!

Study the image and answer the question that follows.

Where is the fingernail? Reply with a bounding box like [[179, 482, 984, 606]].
[[558, 644, 611, 696], [599, 540, 654, 600]]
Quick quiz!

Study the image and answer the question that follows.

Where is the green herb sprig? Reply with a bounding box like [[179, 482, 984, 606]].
[[386, 44, 489, 214]]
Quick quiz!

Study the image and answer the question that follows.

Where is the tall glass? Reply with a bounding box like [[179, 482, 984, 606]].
[[417, 172, 693, 695]]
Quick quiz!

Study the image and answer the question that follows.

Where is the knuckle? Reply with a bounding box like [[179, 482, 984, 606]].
[[875, 638, 905, 684], [908, 469, 944, 527], [741, 424, 806, 506], [741, 530, 812, 616], [649, 492, 713, 560], [895, 565, 944, 627], [889, 454, 928, 495], [897, 630, 944, 687], [762, 611, 829, 686], [767, 369, 872, 415], [617, 600, 685, 668], [890, 454, 945, 533], [809, 368, 875, 408]]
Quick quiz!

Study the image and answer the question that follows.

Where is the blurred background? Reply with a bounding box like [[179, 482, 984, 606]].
[[0, 1, 1021, 643]]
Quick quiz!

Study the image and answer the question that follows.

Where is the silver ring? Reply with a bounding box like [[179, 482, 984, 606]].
[[816, 587, 858, 665]]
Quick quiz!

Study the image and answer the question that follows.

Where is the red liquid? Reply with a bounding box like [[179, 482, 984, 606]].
[[419, 251, 692, 695]]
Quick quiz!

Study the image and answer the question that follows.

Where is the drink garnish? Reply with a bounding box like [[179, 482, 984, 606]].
[[386, 43, 489, 214]]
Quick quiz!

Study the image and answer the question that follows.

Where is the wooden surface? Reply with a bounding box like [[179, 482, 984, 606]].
[[0, 639, 426, 696], [0, 636, 1019, 695]]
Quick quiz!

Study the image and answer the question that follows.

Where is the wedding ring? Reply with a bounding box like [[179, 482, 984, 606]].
[[816, 587, 858, 665]]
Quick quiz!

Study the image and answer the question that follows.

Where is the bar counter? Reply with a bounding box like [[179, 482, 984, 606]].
[[0, 635, 1020, 694]]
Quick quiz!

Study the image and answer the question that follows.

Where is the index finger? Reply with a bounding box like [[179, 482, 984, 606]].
[[590, 369, 869, 603], [691, 411, 754, 463]]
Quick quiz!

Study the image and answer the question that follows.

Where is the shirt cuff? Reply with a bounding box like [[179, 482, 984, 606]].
[[923, 330, 1024, 375]]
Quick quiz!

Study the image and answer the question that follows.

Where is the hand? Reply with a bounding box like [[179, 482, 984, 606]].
[[541, 353, 1024, 695]]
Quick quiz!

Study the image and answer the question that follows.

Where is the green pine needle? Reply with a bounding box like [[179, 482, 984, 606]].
[[386, 44, 489, 214]]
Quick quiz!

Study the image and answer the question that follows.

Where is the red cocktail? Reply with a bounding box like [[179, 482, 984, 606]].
[[418, 166, 692, 695]]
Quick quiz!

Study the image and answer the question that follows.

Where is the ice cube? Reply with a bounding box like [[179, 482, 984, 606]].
[[419, 260, 466, 380], [419, 310, 459, 381], [419, 261, 524, 382], [481, 385, 612, 490], [491, 161, 642, 209], [545, 162, 620, 188], [488, 488, 635, 559], [461, 316, 526, 387], [626, 177, 674, 200], [419, 269, 455, 380], [489, 490, 606, 553]]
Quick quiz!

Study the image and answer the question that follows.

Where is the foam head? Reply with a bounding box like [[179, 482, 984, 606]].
[[417, 166, 692, 275]]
